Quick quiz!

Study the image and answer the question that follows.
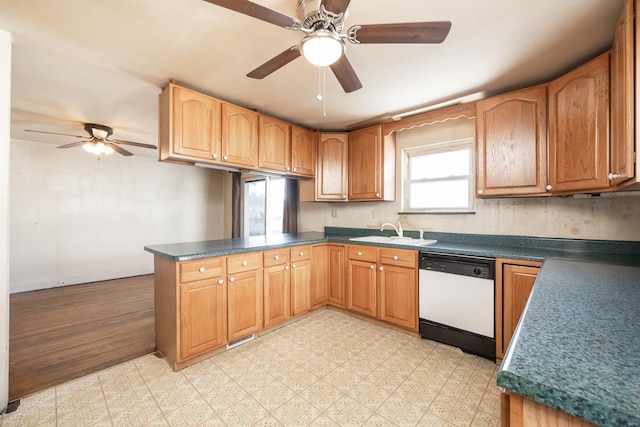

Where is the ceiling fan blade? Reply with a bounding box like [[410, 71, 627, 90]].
[[247, 47, 301, 79], [57, 140, 91, 149], [329, 55, 362, 93], [321, 0, 351, 14], [106, 143, 133, 156], [348, 22, 452, 44], [202, 0, 297, 28], [26, 129, 86, 138], [109, 138, 157, 150]]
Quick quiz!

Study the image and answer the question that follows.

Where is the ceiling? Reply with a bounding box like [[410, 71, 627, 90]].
[[0, 0, 625, 158]]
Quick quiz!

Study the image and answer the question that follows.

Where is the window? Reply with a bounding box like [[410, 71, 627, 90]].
[[243, 176, 285, 237], [403, 138, 474, 213]]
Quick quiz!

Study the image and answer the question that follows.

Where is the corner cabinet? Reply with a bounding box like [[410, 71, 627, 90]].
[[495, 259, 542, 361], [476, 86, 548, 197], [348, 125, 395, 201], [316, 133, 349, 201], [158, 83, 221, 163], [221, 103, 259, 169], [548, 53, 610, 193], [259, 115, 291, 173], [290, 125, 316, 178]]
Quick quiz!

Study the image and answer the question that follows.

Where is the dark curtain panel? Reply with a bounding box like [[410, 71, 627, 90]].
[[231, 172, 242, 238], [282, 178, 299, 234]]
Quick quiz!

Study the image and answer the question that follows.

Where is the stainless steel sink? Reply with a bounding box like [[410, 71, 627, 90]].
[[349, 235, 438, 246]]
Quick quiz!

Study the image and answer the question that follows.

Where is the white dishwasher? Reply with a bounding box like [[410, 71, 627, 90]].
[[418, 252, 496, 361]]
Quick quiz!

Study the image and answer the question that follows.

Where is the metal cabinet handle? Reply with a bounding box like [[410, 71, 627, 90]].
[[199, 267, 205, 273], [545, 185, 553, 191], [229, 277, 235, 282], [608, 173, 627, 181]]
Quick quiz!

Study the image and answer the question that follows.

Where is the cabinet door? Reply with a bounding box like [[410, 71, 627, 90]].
[[316, 133, 348, 200], [610, 0, 635, 186], [291, 259, 311, 316], [221, 102, 259, 168], [347, 259, 377, 317], [502, 264, 540, 357], [291, 125, 316, 177], [227, 270, 262, 341], [179, 279, 227, 361], [476, 86, 548, 197], [378, 264, 417, 330], [548, 53, 610, 193], [167, 84, 221, 162], [311, 245, 329, 308], [263, 264, 290, 328], [348, 125, 386, 201], [259, 115, 291, 173], [328, 245, 346, 307]]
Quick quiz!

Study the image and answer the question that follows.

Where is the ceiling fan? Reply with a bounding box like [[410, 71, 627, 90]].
[[203, 0, 452, 93], [25, 123, 157, 160]]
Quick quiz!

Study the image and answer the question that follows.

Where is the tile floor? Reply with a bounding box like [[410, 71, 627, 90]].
[[0, 309, 501, 427]]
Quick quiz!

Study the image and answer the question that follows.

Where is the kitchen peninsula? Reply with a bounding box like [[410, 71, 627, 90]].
[[145, 228, 640, 427]]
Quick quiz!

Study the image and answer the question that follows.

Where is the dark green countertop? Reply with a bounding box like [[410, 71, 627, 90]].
[[497, 259, 640, 427]]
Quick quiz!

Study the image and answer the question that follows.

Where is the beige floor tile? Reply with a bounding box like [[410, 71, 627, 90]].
[[393, 378, 440, 410], [201, 381, 249, 413], [278, 364, 320, 392], [152, 380, 202, 415], [1, 388, 56, 427], [361, 414, 395, 426], [376, 395, 424, 426], [233, 366, 276, 392], [163, 397, 216, 427], [56, 398, 111, 427], [134, 353, 175, 382], [251, 415, 284, 426], [251, 380, 296, 412], [306, 414, 341, 426], [304, 353, 339, 377], [365, 366, 406, 392], [471, 410, 500, 427], [477, 387, 501, 417], [271, 395, 322, 426], [99, 362, 146, 398], [325, 396, 374, 426], [218, 396, 269, 426], [55, 375, 104, 415], [323, 366, 363, 393], [416, 412, 457, 427], [300, 380, 345, 410], [348, 380, 391, 410], [105, 383, 163, 427]]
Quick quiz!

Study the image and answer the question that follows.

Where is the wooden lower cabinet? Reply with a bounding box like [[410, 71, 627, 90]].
[[291, 259, 311, 316], [263, 264, 290, 328], [503, 393, 598, 427], [227, 252, 263, 341], [312, 244, 345, 308], [346, 245, 418, 330], [327, 245, 346, 307], [496, 259, 542, 360], [179, 279, 227, 360], [378, 264, 417, 330]]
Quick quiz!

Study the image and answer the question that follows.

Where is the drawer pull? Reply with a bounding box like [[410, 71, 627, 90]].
[[229, 277, 235, 282], [370, 265, 375, 270], [357, 251, 362, 256], [242, 260, 248, 266], [292, 264, 297, 269], [199, 267, 205, 273], [299, 251, 304, 257], [393, 256, 398, 261], [285, 265, 289, 270], [379, 266, 384, 271], [217, 279, 224, 285], [274, 255, 280, 260]]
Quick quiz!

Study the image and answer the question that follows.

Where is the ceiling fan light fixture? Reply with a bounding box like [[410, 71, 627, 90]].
[[83, 141, 114, 157], [300, 30, 345, 67]]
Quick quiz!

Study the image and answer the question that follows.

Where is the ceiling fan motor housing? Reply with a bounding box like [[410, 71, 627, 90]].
[[297, 0, 345, 32]]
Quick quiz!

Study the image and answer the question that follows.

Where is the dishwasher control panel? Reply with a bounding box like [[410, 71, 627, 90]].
[[419, 253, 495, 279]]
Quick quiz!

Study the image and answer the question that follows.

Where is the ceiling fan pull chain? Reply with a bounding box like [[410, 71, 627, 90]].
[[323, 66, 327, 118]]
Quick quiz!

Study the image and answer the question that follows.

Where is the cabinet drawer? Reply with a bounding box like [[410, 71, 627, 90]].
[[291, 245, 312, 262], [227, 252, 261, 273], [179, 257, 225, 283], [263, 248, 289, 267], [379, 248, 417, 269], [348, 245, 377, 262]]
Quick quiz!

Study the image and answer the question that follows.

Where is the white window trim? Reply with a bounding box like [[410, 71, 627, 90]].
[[242, 174, 284, 237], [402, 137, 475, 214]]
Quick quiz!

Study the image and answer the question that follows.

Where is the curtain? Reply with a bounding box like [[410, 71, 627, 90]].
[[282, 178, 299, 234], [231, 172, 242, 238]]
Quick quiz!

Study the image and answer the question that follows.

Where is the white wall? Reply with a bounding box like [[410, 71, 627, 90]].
[[299, 118, 640, 242], [1, 28, 12, 412], [9, 140, 227, 293]]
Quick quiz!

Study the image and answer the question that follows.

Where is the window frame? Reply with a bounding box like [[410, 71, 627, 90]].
[[401, 137, 475, 214], [242, 174, 285, 237]]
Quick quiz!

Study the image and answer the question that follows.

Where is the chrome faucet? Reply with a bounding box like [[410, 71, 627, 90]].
[[380, 222, 403, 237]]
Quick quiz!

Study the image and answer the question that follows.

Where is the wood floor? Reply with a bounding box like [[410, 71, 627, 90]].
[[9, 275, 156, 401]]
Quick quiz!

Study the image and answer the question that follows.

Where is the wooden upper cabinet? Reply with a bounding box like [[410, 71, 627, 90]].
[[259, 115, 291, 173], [316, 133, 348, 201], [548, 53, 610, 193], [476, 86, 548, 197], [610, 0, 635, 187], [290, 125, 317, 178], [221, 102, 259, 168], [158, 83, 221, 163], [348, 125, 395, 201]]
